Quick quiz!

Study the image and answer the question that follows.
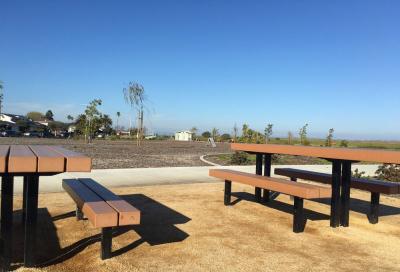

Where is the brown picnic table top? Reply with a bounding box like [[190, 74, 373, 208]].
[[0, 145, 92, 174], [0, 145, 91, 271], [231, 143, 400, 164]]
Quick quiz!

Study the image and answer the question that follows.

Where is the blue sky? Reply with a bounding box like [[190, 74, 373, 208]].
[[1, 1, 399, 139]]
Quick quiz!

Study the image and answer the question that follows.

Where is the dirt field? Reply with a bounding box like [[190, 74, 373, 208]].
[[0, 138, 231, 169], [8, 182, 400, 271]]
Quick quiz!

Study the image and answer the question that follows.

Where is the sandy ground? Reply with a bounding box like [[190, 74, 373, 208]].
[[7, 182, 400, 272]]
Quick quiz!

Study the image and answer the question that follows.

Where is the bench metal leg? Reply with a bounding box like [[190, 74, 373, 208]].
[[1, 176, 14, 272], [24, 175, 39, 267], [330, 160, 341, 228], [263, 154, 272, 202], [224, 180, 232, 206], [368, 192, 380, 224], [290, 177, 297, 201], [76, 206, 84, 221], [101, 227, 113, 260], [255, 154, 263, 203], [293, 197, 305, 233], [22, 176, 28, 224], [340, 161, 352, 227]]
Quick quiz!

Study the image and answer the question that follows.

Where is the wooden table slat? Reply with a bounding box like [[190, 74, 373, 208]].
[[49, 146, 92, 172], [0, 145, 10, 173], [29, 145, 65, 173], [8, 145, 37, 173]]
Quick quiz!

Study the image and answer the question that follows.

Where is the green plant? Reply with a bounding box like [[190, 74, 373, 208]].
[[264, 124, 273, 143], [352, 168, 367, 178], [230, 151, 250, 165], [339, 140, 349, 147], [375, 164, 400, 182]]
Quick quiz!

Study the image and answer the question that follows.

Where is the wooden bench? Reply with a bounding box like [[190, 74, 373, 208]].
[[63, 178, 141, 259], [209, 169, 331, 233], [274, 168, 400, 224]]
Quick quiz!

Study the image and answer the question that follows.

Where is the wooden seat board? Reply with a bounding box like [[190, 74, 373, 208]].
[[8, 145, 37, 173], [29, 145, 65, 173], [79, 178, 140, 226], [50, 146, 91, 172], [63, 179, 118, 228], [0, 145, 10, 173], [209, 169, 331, 199], [275, 168, 399, 194]]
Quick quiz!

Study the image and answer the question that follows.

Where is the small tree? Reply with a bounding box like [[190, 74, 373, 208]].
[[288, 131, 293, 145], [191, 127, 198, 140], [27, 111, 44, 121], [220, 133, 231, 142], [375, 164, 400, 182], [233, 123, 238, 142], [339, 140, 349, 147], [211, 128, 219, 140], [299, 123, 309, 145], [264, 124, 273, 143], [325, 128, 334, 147], [123, 82, 146, 146], [116, 112, 121, 131], [84, 99, 102, 143], [202, 131, 211, 138], [67, 115, 74, 122], [45, 110, 54, 121]]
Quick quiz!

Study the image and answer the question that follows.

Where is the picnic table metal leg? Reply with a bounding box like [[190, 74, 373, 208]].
[[262, 154, 272, 202], [24, 175, 39, 267], [330, 160, 341, 228], [368, 192, 380, 224], [101, 227, 113, 260], [255, 154, 263, 202], [22, 176, 28, 224], [293, 197, 305, 233], [340, 161, 352, 227], [1, 175, 14, 272], [224, 180, 232, 205]]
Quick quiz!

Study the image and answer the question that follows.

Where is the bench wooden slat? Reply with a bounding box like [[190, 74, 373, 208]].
[[209, 169, 331, 199], [50, 146, 91, 172], [29, 145, 65, 173], [8, 145, 37, 173], [0, 145, 10, 173], [274, 168, 399, 194], [62, 179, 118, 228], [79, 178, 140, 226]]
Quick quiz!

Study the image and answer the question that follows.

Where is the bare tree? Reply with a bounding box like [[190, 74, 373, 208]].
[[233, 123, 238, 142], [288, 131, 293, 145], [123, 82, 146, 146], [325, 128, 334, 147], [116, 112, 121, 132]]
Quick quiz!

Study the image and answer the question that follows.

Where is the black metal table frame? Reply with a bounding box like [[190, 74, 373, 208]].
[[251, 152, 354, 228], [1, 172, 59, 272]]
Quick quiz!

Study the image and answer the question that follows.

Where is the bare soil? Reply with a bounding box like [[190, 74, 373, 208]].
[[0, 138, 231, 169], [9, 182, 400, 271]]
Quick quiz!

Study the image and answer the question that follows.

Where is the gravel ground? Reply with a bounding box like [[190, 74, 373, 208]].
[[0, 137, 231, 169]]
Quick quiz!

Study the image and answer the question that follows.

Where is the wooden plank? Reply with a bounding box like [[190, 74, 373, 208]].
[[50, 146, 91, 172], [209, 169, 331, 199], [80, 178, 140, 226], [231, 143, 400, 164], [62, 179, 118, 228], [29, 146, 65, 173], [0, 145, 10, 173], [8, 145, 37, 173], [275, 168, 399, 194]]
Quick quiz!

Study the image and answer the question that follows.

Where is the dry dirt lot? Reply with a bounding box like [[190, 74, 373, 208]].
[[9, 182, 400, 272], [0, 138, 231, 169]]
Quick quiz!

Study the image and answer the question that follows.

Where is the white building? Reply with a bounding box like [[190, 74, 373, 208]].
[[175, 131, 193, 141]]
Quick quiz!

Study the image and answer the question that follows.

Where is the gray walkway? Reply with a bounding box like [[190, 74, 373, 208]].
[[10, 164, 380, 194]]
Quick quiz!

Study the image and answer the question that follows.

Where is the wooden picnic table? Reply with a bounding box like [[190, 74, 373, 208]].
[[231, 143, 400, 228], [0, 145, 91, 271]]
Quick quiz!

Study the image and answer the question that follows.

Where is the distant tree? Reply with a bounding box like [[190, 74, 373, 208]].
[[233, 123, 238, 142], [325, 128, 334, 147], [123, 82, 146, 146], [242, 124, 249, 139], [26, 111, 44, 121], [264, 124, 273, 143], [220, 133, 231, 141], [190, 127, 198, 139], [339, 140, 349, 147], [211, 128, 219, 140], [116, 112, 121, 131], [299, 123, 309, 145], [45, 110, 54, 121], [16, 119, 29, 133], [99, 114, 113, 134], [67, 115, 74, 122], [202, 131, 211, 138], [0, 80, 4, 115], [288, 131, 294, 145], [84, 99, 102, 143]]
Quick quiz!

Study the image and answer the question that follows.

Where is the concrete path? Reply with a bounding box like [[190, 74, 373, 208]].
[[10, 164, 381, 194]]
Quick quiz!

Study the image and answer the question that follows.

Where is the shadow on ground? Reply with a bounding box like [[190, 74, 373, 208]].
[[9, 194, 190, 270]]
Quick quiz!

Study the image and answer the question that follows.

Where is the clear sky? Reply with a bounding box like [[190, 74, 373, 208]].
[[1, 1, 399, 139]]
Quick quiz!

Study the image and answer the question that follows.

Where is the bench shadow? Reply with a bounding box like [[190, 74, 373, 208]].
[[231, 192, 330, 221], [10, 194, 191, 269]]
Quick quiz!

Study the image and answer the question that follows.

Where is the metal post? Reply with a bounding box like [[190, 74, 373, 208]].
[[24, 175, 39, 267], [22, 176, 28, 224], [255, 154, 262, 202], [369, 192, 380, 224], [263, 154, 272, 202], [1, 175, 14, 272], [340, 161, 352, 227], [330, 160, 341, 228], [76, 206, 84, 220], [224, 180, 232, 206], [101, 227, 113, 260], [293, 197, 305, 233]]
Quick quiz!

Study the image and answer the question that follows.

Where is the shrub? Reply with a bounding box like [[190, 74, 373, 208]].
[[230, 151, 250, 165], [339, 140, 349, 147], [352, 168, 367, 178], [375, 164, 400, 182]]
